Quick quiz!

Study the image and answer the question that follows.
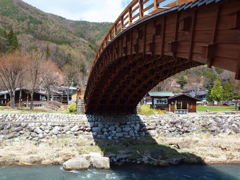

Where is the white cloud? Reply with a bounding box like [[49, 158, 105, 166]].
[[22, 0, 130, 22]]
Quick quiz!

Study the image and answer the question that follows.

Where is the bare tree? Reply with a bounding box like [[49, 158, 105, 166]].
[[40, 60, 64, 101], [63, 64, 78, 104], [25, 50, 44, 110], [0, 51, 28, 108]]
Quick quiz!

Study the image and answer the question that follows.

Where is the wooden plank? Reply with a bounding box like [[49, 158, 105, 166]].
[[161, 16, 166, 56], [132, 5, 139, 14], [143, 24, 147, 56], [132, 13, 140, 21], [170, 13, 180, 57], [144, 4, 154, 13], [207, 5, 221, 68], [189, 10, 197, 60]]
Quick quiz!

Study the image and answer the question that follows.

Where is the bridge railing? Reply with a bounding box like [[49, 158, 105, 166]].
[[94, 0, 194, 62]]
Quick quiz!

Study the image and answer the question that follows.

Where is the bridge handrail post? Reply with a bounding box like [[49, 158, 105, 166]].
[[121, 16, 124, 30], [154, 0, 158, 10], [128, 7, 132, 26], [138, 0, 144, 19]]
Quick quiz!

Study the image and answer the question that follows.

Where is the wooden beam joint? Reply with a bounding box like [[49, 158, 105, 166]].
[[123, 47, 127, 55], [204, 44, 216, 68], [169, 41, 178, 56], [149, 41, 155, 55], [235, 63, 240, 80], [134, 44, 139, 53], [234, 11, 240, 30], [155, 24, 162, 36], [180, 16, 192, 32]]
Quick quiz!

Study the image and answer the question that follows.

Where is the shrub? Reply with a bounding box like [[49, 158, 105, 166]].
[[68, 103, 77, 113], [139, 105, 155, 115]]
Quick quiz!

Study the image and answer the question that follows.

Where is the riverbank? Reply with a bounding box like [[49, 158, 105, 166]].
[[0, 134, 239, 166], [0, 113, 239, 167]]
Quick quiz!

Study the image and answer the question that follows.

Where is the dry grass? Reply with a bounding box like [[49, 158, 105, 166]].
[[0, 134, 239, 166]]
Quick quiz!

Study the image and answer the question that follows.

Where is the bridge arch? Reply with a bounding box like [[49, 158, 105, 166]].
[[85, 0, 240, 114]]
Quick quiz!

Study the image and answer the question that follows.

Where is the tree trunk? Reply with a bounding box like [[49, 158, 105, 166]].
[[19, 88, 22, 108], [47, 89, 50, 101], [10, 90, 16, 108], [30, 91, 34, 110], [67, 87, 70, 104]]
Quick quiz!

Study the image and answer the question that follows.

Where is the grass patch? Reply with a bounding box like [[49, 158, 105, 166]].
[[197, 105, 236, 112], [0, 106, 68, 114], [76, 146, 102, 155], [139, 105, 155, 115], [139, 105, 167, 115]]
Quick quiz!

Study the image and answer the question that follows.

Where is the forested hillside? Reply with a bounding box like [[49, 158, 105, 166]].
[[0, 0, 111, 86]]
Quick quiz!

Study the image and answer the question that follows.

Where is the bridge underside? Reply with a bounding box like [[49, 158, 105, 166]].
[[85, 0, 240, 114], [85, 55, 201, 114]]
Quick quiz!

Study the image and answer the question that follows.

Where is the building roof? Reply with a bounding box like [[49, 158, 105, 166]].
[[169, 94, 199, 101], [188, 90, 208, 98], [148, 91, 174, 97], [0, 88, 21, 96], [0, 90, 9, 96]]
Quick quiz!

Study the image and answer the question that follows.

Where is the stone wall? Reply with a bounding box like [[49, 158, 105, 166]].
[[0, 113, 240, 141]]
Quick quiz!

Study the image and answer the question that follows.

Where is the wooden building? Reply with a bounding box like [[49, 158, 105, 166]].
[[168, 94, 198, 113], [0, 89, 47, 106], [51, 86, 78, 104], [144, 92, 174, 110]]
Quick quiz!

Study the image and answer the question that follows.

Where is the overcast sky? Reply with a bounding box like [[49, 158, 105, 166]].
[[22, 0, 131, 22]]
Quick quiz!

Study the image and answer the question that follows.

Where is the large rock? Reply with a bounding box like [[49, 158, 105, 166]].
[[63, 156, 90, 170], [63, 153, 110, 170], [91, 155, 110, 169]]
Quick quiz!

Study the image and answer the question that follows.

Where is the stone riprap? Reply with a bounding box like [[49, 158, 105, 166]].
[[0, 112, 240, 141]]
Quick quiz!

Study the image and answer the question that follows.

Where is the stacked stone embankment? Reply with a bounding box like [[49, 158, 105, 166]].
[[0, 113, 239, 141]]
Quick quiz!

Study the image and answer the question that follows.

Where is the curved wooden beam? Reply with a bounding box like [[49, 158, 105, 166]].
[[85, 0, 240, 114]]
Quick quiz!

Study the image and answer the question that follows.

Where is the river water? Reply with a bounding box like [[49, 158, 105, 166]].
[[0, 164, 239, 180]]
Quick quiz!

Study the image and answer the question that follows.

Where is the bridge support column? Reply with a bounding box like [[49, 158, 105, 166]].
[[77, 99, 85, 114]]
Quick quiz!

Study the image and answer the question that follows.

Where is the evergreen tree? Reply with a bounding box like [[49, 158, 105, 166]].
[[46, 45, 50, 60], [222, 82, 236, 101], [6, 28, 19, 52], [210, 80, 223, 102], [176, 75, 188, 88]]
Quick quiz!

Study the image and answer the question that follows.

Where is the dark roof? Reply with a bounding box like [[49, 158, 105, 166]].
[[188, 90, 208, 97], [169, 94, 199, 101]]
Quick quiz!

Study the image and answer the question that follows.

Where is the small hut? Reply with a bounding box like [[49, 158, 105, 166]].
[[144, 92, 174, 110], [168, 94, 198, 113]]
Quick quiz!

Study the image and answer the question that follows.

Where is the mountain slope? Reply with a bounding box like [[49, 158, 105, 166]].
[[0, 0, 111, 78]]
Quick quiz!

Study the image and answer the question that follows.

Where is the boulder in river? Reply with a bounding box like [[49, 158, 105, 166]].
[[63, 153, 110, 170], [63, 156, 91, 170]]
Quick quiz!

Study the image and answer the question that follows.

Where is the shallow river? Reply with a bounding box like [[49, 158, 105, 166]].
[[0, 164, 240, 180]]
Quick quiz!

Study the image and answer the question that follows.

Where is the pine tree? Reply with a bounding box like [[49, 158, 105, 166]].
[[176, 75, 188, 88], [210, 80, 223, 102], [6, 28, 19, 52], [222, 82, 236, 101], [46, 45, 50, 60]]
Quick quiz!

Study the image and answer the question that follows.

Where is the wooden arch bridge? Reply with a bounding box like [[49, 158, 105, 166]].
[[84, 0, 240, 114]]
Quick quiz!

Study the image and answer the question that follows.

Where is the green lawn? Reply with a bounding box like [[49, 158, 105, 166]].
[[197, 105, 236, 112]]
